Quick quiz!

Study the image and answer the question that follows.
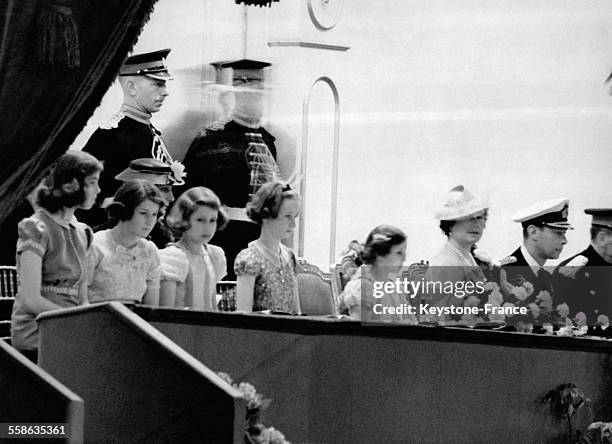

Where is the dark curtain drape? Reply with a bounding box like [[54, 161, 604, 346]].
[[0, 0, 158, 229]]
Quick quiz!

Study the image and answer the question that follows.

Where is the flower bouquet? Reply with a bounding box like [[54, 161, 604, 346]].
[[217, 372, 291, 444]]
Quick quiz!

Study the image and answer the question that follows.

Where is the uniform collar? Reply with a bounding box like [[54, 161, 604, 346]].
[[121, 104, 152, 125], [586, 244, 612, 265], [520, 244, 542, 273], [232, 114, 261, 129]]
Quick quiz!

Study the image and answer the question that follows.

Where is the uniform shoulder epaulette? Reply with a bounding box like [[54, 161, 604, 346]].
[[557, 255, 588, 279], [565, 255, 588, 268], [99, 111, 125, 129], [500, 256, 517, 266]]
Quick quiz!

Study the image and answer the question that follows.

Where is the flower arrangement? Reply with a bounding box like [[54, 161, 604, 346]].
[[538, 383, 612, 443], [540, 383, 591, 443], [217, 372, 291, 444]]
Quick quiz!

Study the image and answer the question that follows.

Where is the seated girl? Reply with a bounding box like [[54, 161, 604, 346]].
[[87, 180, 163, 305], [11, 151, 103, 357], [340, 225, 417, 323], [159, 187, 228, 310], [235, 182, 301, 314]]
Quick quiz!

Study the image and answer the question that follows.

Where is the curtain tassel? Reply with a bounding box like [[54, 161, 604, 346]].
[[38, 2, 80, 68]]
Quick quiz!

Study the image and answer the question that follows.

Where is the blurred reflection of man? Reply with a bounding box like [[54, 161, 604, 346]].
[[182, 59, 279, 279], [80, 49, 174, 228]]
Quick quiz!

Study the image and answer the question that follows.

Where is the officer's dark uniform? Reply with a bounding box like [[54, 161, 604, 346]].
[[79, 49, 173, 228], [501, 198, 573, 328], [182, 120, 277, 279], [552, 209, 612, 328]]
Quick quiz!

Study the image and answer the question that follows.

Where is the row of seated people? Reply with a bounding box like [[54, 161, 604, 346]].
[[335, 186, 612, 335], [10, 151, 303, 361], [10, 152, 612, 362]]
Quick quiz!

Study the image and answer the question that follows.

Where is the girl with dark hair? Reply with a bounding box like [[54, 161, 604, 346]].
[[158, 187, 228, 309], [234, 181, 301, 314], [340, 225, 416, 323], [11, 151, 103, 357], [87, 180, 163, 305]]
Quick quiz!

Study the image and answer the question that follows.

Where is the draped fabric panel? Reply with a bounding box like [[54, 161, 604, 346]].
[[0, 0, 158, 227]]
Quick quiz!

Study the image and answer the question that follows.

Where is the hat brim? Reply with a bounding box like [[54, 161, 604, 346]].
[[144, 72, 173, 81], [115, 170, 172, 186], [435, 202, 489, 221], [543, 222, 574, 230]]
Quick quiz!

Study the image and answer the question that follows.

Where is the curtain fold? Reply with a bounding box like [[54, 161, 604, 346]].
[[0, 0, 158, 227]]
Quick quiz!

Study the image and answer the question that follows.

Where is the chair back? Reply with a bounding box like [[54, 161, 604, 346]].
[[217, 281, 237, 312], [0, 266, 18, 342], [402, 261, 429, 302], [297, 259, 338, 316]]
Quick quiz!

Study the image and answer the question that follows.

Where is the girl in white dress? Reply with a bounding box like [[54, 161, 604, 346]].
[[159, 187, 228, 310]]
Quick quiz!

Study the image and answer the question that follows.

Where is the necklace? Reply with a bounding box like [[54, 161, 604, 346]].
[[256, 239, 283, 267], [111, 226, 138, 249], [178, 238, 203, 256], [447, 240, 477, 267]]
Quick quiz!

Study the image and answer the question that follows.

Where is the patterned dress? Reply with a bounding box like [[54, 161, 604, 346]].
[[234, 241, 299, 314], [87, 229, 160, 303]]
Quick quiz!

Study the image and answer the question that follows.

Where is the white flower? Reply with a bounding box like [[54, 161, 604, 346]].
[[522, 281, 534, 297], [528, 302, 540, 317], [556, 303, 570, 318], [483, 281, 500, 292], [473, 249, 495, 266], [512, 286, 528, 301], [464, 295, 480, 308], [487, 289, 504, 306], [574, 312, 588, 327], [597, 314, 610, 329], [576, 326, 589, 336], [169, 160, 187, 185]]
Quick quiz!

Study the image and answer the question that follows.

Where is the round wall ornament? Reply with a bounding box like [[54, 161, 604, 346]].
[[307, 0, 344, 30]]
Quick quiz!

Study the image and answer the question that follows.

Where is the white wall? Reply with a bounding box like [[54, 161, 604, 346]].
[[73, 0, 612, 268]]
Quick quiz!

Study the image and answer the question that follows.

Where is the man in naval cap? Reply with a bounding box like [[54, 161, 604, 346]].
[[500, 198, 573, 327], [80, 49, 175, 228], [552, 208, 612, 329]]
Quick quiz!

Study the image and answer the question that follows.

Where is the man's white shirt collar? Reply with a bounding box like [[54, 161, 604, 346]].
[[521, 244, 543, 274]]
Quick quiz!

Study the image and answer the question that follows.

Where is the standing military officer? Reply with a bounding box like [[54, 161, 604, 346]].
[[80, 49, 174, 227], [181, 59, 279, 279], [553, 209, 612, 327], [500, 198, 573, 327]]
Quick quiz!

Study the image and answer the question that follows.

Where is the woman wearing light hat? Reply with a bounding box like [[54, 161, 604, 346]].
[[423, 185, 489, 321]]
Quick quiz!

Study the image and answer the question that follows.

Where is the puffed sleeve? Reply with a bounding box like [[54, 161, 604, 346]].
[[234, 248, 262, 277], [16, 217, 48, 257], [159, 245, 189, 283], [208, 245, 227, 282], [145, 240, 161, 291]]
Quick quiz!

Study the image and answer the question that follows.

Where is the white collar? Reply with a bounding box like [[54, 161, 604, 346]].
[[520, 244, 543, 273]]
